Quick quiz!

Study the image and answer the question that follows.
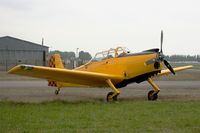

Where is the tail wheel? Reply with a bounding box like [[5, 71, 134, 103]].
[[106, 92, 118, 102], [148, 90, 158, 101], [55, 90, 59, 95], [55, 88, 60, 95]]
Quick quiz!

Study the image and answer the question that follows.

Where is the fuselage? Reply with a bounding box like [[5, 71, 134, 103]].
[[76, 48, 164, 87]]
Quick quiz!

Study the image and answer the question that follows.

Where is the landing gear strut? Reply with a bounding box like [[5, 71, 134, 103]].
[[55, 87, 60, 95], [106, 79, 120, 102], [147, 78, 160, 101]]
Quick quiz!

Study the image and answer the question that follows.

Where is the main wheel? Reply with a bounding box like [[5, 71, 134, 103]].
[[148, 90, 158, 101], [106, 92, 118, 102]]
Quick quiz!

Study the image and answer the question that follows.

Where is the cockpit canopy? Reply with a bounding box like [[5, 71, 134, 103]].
[[92, 47, 130, 62]]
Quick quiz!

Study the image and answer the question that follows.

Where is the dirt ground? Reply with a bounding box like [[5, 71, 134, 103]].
[[0, 80, 200, 103]]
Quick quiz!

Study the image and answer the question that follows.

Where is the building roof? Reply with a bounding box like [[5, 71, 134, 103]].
[[0, 36, 49, 48]]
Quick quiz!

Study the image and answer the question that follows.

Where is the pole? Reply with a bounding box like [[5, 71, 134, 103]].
[[75, 48, 79, 68]]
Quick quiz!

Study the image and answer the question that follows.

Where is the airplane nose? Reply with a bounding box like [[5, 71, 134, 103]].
[[154, 61, 160, 69]]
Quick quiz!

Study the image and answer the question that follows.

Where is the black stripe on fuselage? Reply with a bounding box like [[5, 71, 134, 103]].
[[115, 70, 160, 88]]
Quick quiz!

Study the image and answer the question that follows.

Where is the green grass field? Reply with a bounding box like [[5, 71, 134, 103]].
[[0, 100, 200, 133]]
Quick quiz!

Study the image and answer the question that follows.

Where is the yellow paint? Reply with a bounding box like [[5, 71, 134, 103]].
[[157, 65, 193, 76], [147, 78, 160, 93], [106, 79, 120, 94], [77, 51, 162, 80]]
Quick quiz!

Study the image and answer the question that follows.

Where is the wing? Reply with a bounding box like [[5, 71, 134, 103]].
[[157, 65, 193, 77], [8, 64, 124, 87]]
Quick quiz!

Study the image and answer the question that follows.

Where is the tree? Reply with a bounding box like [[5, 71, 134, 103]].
[[164, 55, 200, 62], [49, 51, 75, 60], [79, 51, 92, 61], [197, 55, 200, 62]]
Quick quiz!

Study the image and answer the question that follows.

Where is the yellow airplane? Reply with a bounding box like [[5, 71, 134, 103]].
[[8, 31, 193, 102]]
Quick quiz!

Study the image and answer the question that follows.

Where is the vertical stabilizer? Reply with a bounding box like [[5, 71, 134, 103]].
[[48, 54, 64, 69], [48, 54, 64, 87]]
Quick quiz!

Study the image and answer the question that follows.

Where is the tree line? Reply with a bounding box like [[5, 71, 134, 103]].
[[165, 55, 200, 62], [49, 51, 199, 69], [49, 50, 92, 68], [50, 50, 200, 62], [49, 50, 92, 61]]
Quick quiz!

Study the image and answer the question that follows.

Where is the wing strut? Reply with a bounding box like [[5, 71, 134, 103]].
[[106, 79, 120, 102]]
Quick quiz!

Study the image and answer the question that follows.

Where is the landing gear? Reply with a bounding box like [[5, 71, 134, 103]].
[[107, 92, 118, 102], [106, 79, 120, 102], [148, 90, 158, 100], [55, 88, 60, 95], [147, 78, 160, 101]]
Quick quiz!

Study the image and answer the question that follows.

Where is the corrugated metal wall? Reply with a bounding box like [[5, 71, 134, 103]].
[[0, 36, 49, 71]]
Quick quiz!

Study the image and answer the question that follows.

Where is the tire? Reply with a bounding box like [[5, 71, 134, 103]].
[[55, 90, 59, 95], [148, 90, 158, 101], [107, 92, 118, 102]]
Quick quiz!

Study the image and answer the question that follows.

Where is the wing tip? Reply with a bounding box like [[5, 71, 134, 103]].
[[184, 65, 193, 69], [8, 64, 35, 74], [189, 65, 193, 68], [7, 65, 21, 74]]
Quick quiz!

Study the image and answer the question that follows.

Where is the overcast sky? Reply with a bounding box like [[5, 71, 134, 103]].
[[0, 0, 200, 56]]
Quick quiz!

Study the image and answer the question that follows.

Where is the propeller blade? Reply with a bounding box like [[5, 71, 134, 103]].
[[160, 30, 163, 53], [163, 60, 175, 75]]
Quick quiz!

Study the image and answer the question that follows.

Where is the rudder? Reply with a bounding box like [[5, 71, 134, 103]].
[[48, 54, 64, 87], [48, 54, 64, 69]]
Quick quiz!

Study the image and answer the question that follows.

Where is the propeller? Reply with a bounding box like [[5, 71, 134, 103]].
[[163, 60, 175, 75], [160, 30, 163, 53], [159, 30, 175, 75]]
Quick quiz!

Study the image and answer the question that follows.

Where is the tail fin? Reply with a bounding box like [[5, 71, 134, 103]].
[[48, 54, 64, 69], [48, 54, 64, 87]]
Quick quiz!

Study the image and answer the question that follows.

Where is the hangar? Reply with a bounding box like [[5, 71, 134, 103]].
[[0, 36, 49, 71]]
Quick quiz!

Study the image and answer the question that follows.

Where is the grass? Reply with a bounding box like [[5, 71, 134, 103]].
[[0, 100, 200, 133]]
